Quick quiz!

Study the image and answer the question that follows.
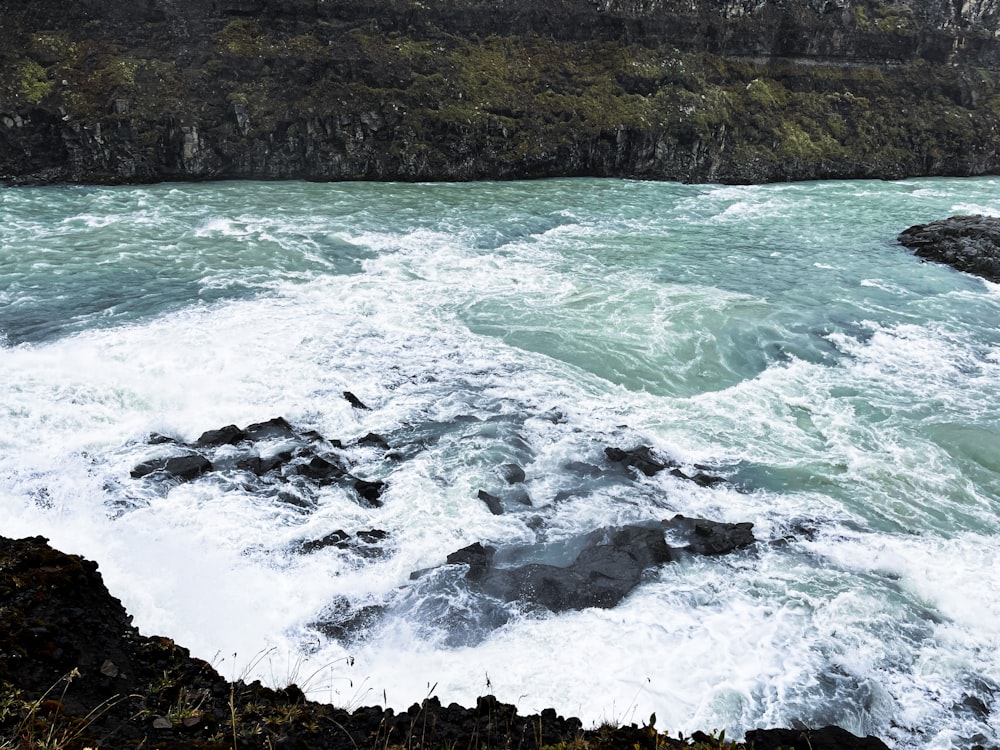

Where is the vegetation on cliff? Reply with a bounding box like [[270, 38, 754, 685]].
[[1, 0, 999, 183]]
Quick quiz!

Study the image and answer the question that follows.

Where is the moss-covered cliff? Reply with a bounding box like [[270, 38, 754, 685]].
[[1, 0, 999, 183]]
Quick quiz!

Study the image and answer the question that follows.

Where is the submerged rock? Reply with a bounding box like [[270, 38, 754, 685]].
[[898, 215, 1000, 283]]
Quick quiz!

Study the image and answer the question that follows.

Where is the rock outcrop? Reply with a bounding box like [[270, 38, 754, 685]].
[[898, 214, 1000, 283], [2, 0, 1000, 184]]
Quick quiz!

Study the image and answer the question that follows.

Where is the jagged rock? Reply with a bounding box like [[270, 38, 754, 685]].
[[498, 463, 526, 484], [605, 446, 677, 476], [244, 417, 298, 442], [356, 432, 390, 449], [666, 514, 755, 556], [195, 424, 246, 446], [343, 391, 370, 410], [130, 453, 212, 480], [296, 454, 346, 484], [352, 478, 385, 506], [479, 525, 675, 612], [477, 489, 504, 515], [446, 542, 496, 581], [300, 530, 352, 553], [898, 215, 1000, 283], [744, 725, 891, 750]]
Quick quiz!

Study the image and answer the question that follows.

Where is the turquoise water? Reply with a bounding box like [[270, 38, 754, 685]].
[[1, 177, 999, 748]]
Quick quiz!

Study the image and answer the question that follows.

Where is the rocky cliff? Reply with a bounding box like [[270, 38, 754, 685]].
[[1, 0, 1000, 184]]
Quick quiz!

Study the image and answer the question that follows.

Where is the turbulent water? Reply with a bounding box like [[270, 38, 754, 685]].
[[2, 178, 999, 748]]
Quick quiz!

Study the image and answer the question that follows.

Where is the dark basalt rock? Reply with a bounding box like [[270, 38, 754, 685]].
[[131, 453, 213, 480], [605, 446, 677, 476], [454, 525, 675, 612], [477, 489, 504, 515], [129, 417, 387, 508], [195, 424, 247, 446], [244, 416, 298, 442], [666, 514, 756, 556], [446, 541, 496, 581], [898, 215, 1000, 283], [745, 725, 891, 750], [352, 478, 386, 506], [499, 462, 526, 484], [343, 391, 371, 410]]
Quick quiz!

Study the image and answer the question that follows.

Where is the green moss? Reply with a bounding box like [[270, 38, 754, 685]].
[[16, 60, 52, 104]]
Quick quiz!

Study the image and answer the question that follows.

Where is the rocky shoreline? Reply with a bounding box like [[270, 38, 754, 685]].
[[0, 533, 892, 749], [2, 0, 1000, 185]]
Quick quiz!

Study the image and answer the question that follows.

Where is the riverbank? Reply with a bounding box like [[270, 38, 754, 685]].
[[2, 0, 1000, 185], [0, 534, 891, 749]]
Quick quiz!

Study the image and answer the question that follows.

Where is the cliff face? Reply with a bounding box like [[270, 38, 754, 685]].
[[2, 0, 1000, 184]]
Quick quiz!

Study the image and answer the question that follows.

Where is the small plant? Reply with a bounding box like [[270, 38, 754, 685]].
[[0, 669, 122, 750]]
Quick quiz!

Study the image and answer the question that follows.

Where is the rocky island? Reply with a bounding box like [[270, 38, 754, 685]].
[[2, 0, 1000, 184]]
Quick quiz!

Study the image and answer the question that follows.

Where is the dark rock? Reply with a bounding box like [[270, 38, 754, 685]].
[[300, 530, 351, 553], [446, 542, 496, 581], [343, 391, 370, 410], [313, 597, 384, 642], [477, 489, 504, 515], [132, 453, 212, 481], [605, 446, 677, 476], [498, 463, 526, 484], [744, 725, 891, 750], [244, 417, 298, 442], [669, 468, 727, 487], [666, 514, 755, 556], [130, 457, 170, 478], [296, 455, 345, 484], [480, 525, 674, 612], [898, 215, 1000, 283], [352, 478, 385, 506], [146, 433, 177, 445], [195, 424, 247, 446], [357, 432, 390, 449], [356, 529, 389, 544]]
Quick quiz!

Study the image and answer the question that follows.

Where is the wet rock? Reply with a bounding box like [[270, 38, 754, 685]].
[[131, 453, 213, 481], [744, 725, 891, 750], [244, 417, 298, 442], [666, 514, 755, 556], [477, 489, 504, 515], [300, 530, 352, 553], [296, 455, 346, 484], [480, 525, 674, 612], [352, 478, 385, 506], [498, 463, 525, 484], [669, 468, 727, 487], [446, 542, 496, 581], [605, 446, 677, 476], [356, 432, 390, 449], [343, 391, 370, 410], [195, 424, 246, 446], [898, 215, 1000, 283], [313, 597, 384, 642]]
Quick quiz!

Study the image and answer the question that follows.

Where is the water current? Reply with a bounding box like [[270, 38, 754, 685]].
[[1, 177, 999, 748]]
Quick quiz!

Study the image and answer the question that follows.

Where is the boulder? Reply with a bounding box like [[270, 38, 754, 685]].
[[898, 215, 1000, 283], [666, 514, 755, 556], [479, 525, 675, 612], [605, 446, 677, 476]]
